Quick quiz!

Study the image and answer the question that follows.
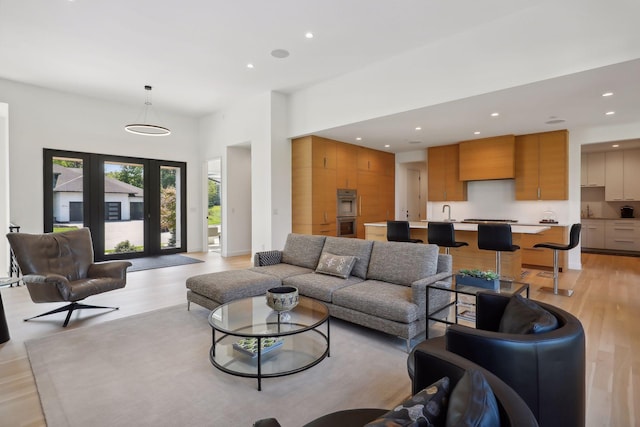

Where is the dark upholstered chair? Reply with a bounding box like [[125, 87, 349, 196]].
[[477, 223, 520, 279], [6, 228, 131, 327], [427, 221, 468, 254], [534, 223, 581, 296], [386, 220, 423, 243], [411, 292, 585, 427], [254, 341, 538, 427]]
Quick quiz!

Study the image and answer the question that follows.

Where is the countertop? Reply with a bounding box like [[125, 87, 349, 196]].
[[364, 221, 551, 234], [581, 217, 639, 221]]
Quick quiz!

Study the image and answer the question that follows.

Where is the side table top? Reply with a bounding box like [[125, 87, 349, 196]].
[[0, 277, 21, 287]]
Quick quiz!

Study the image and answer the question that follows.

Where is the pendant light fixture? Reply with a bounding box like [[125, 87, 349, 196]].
[[124, 85, 171, 136]]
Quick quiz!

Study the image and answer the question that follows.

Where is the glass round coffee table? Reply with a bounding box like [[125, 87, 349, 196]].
[[208, 295, 330, 390]]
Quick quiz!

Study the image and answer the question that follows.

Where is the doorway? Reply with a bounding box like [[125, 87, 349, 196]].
[[405, 168, 423, 221], [207, 158, 221, 253], [44, 149, 187, 261]]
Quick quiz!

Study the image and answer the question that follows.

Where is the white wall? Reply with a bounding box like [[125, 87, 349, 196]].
[[0, 103, 9, 275], [198, 91, 291, 255], [0, 78, 202, 250]]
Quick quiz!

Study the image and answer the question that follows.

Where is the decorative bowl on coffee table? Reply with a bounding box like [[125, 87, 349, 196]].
[[266, 286, 299, 312]]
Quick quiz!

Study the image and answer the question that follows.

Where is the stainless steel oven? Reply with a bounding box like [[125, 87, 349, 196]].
[[337, 189, 357, 217], [337, 216, 357, 238]]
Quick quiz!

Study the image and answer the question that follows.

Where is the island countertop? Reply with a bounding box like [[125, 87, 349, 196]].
[[363, 221, 551, 234]]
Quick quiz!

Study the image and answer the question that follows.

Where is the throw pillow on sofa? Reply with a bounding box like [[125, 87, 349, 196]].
[[498, 294, 558, 334], [446, 369, 500, 427], [315, 253, 357, 279], [364, 377, 450, 427]]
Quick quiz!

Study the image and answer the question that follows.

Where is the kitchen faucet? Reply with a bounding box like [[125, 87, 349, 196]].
[[443, 204, 451, 221]]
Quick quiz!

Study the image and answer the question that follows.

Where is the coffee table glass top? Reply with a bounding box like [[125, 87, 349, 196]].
[[209, 295, 329, 336]]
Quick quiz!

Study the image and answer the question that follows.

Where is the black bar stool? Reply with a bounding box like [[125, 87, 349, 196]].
[[386, 221, 423, 243], [427, 222, 468, 254], [533, 223, 581, 297], [477, 224, 520, 279]]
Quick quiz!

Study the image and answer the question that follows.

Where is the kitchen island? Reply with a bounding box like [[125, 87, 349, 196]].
[[364, 221, 552, 280]]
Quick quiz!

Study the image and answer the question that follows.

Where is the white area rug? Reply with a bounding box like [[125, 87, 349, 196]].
[[26, 305, 411, 427]]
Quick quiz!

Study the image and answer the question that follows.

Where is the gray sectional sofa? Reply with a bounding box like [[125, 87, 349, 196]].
[[186, 234, 452, 348]]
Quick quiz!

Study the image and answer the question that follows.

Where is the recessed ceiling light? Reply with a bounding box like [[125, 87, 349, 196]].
[[384, 144, 390, 148], [491, 112, 500, 117], [271, 49, 290, 59], [246, 63, 254, 69], [356, 137, 362, 141], [545, 118, 566, 124], [474, 131, 481, 135], [305, 32, 314, 39], [612, 144, 620, 148], [602, 92, 613, 97], [605, 111, 615, 115], [415, 127, 422, 131]]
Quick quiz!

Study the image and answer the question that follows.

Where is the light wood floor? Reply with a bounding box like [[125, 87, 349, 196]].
[[0, 251, 637, 426]]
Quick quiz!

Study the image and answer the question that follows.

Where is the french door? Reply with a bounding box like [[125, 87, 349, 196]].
[[44, 149, 186, 261]]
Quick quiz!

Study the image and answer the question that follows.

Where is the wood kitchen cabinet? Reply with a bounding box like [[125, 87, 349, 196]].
[[427, 144, 467, 201], [521, 226, 568, 270], [292, 135, 394, 238], [581, 152, 605, 187], [605, 149, 640, 201], [459, 135, 515, 181], [581, 219, 605, 249], [515, 130, 568, 200], [605, 220, 640, 251]]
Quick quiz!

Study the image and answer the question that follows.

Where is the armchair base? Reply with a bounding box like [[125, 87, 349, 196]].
[[25, 302, 119, 327]]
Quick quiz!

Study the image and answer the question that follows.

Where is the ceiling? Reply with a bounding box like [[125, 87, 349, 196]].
[[1, 0, 639, 152]]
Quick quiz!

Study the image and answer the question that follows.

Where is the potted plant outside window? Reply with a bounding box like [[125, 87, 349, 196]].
[[455, 269, 500, 291]]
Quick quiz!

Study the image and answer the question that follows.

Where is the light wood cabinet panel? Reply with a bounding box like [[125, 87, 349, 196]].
[[427, 144, 467, 201], [459, 135, 515, 181], [622, 149, 640, 201], [515, 130, 568, 200], [336, 143, 358, 189], [581, 152, 605, 187], [311, 136, 337, 169], [521, 226, 568, 270], [581, 220, 605, 249], [604, 150, 624, 201]]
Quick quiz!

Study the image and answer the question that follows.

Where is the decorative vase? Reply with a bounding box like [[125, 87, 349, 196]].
[[455, 274, 500, 291], [266, 286, 299, 312]]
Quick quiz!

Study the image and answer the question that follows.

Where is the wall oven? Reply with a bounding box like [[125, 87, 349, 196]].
[[337, 189, 357, 237], [337, 216, 357, 238]]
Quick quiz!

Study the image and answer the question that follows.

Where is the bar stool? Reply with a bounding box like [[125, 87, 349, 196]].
[[386, 221, 423, 243], [427, 222, 468, 254], [477, 223, 520, 279], [533, 223, 581, 297]]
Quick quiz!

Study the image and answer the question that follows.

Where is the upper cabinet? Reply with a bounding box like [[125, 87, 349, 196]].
[[336, 143, 358, 189], [515, 130, 568, 200], [581, 152, 605, 187], [458, 135, 515, 181], [428, 144, 467, 201], [605, 149, 640, 201]]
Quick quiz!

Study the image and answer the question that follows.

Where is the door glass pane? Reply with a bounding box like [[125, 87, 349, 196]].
[[52, 156, 84, 233], [104, 161, 144, 255], [161, 165, 181, 249]]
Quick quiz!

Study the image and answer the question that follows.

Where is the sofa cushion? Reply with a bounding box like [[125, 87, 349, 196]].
[[283, 273, 363, 303], [250, 263, 313, 280], [498, 294, 558, 334], [332, 280, 419, 323], [185, 270, 280, 304], [321, 237, 374, 279], [315, 253, 357, 279], [365, 376, 450, 427], [446, 369, 500, 427], [281, 234, 326, 269], [366, 241, 439, 286]]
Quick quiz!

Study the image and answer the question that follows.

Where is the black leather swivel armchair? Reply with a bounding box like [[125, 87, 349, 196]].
[[438, 292, 585, 427], [6, 228, 132, 327]]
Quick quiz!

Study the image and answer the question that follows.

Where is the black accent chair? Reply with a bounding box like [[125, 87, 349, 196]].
[[533, 223, 581, 297], [477, 223, 520, 279], [410, 292, 585, 427], [386, 220, 423, 243], [427, 221, 468, 254], [255, 340, 538, 427], [6, 228, 132, 327]]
